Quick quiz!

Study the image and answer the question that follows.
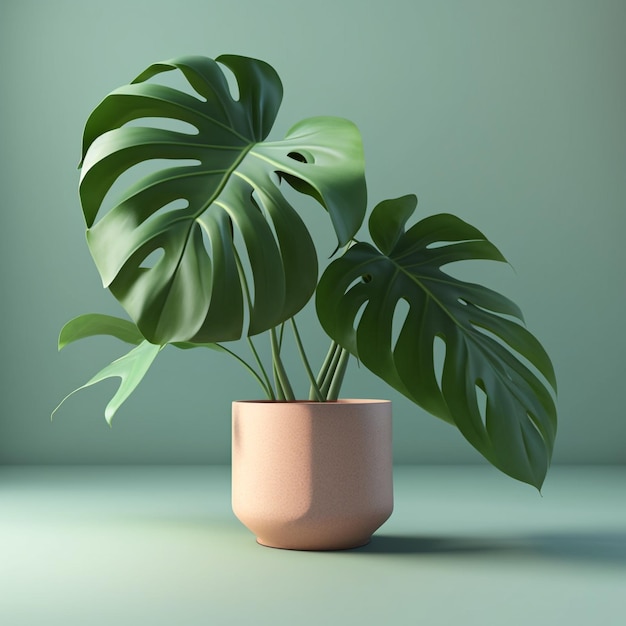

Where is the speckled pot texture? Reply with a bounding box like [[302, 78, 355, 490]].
[[232, 400, 393, 551]]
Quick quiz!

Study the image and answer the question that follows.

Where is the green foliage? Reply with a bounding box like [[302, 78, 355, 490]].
[[54, 340, 162, 426], [317, 195, 557, 487], [80, 55, 366, 344], [58, 314, 144, 349], [55, 54, 557, 488]]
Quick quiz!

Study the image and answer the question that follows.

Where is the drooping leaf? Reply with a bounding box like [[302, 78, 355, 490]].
[[79, 54, 366, 345], [58, 313, 145, 350], [52, 341, 162, 424], [317, 195, 557, 488]]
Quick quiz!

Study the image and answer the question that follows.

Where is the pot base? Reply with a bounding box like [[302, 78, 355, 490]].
[[256, 536, 371, 551]]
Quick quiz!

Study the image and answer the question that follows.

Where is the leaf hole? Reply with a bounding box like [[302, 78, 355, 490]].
[[140, 197, 190, 229], [526, 411, 546, 440], [218, 64, 240, 101], [470, 321, 556, 402], [475, 379, 488, 429], [124, 117, 199, 135], [276, 172, 323, 210], [433, 335, 446, 392], [249, 189, 263, 213], [197, 219, 214, 260], [353, 301, 368, 331], [141, 67, 208, 102], [269, 171, 282, 187], [139, 248, 164, 269], [343, 277, 362, 295], [287, 151, 309, 164], [426, 236, 482, 250], [249, 189, 282, 256], [391, 298, 410, 353], [426, 241, 455, 250], [94, 159, 200, 225], [152, 197, 190, 214], [230, 224, 253, 334], [470, 322, 522, 384]]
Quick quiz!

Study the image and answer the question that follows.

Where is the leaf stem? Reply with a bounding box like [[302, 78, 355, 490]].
[[326, 347, 350, 400], [319, 342, 342, 398], [232, 246, 277, 399], [271, 326, 295, 400], [246, 336, 275, 400], [213, 343, 273, 400], [290, 318, 323, 401], [273, 362, 286, 400], [174, 341, 272, 399], [315, 342, 339, 395]]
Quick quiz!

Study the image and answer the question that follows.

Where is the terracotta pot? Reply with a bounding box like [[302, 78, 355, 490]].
[[232, 399, 393, 551]]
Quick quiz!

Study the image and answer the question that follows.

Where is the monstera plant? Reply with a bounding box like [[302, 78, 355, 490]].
[[54, 54, 557, 489]]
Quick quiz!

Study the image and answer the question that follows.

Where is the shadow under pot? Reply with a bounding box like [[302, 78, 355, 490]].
[[232, 399, 393, 551]]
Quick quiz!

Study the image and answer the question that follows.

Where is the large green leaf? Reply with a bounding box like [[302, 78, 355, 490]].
[[80, 54, 366, 345], [317, 195, 557, 488]]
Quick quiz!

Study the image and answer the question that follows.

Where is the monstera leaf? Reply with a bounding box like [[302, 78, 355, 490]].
[[53, 315, 162, 423], [79, 54, 366, 345], [53, 313, 268, 421], [317, 195, 557, 488]]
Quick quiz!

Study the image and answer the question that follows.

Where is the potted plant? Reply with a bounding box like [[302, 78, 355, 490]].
[[54, 54, 557, 550]]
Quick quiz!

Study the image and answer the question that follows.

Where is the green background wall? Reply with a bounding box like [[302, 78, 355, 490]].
[[1, 0, 624, 466]]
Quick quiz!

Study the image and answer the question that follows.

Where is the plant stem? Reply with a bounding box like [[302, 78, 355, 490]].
[[215, 343, 273, 399], [247, 336, 275, 400], [232, 247, 277, 400], [290, 318, 323, 401], [326, 347, 350, 400], [273, 362, 286, 400], [315, 342, 339, 400], [271, 326, 295, 400], [319, 343, 342, 398]]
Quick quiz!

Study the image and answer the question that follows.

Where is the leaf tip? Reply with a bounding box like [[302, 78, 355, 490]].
[[104, 406, 115, 426]]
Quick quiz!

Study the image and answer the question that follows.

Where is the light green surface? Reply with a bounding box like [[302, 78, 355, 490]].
[[1, 466, 624, 625], [1, 0, 625, 464]]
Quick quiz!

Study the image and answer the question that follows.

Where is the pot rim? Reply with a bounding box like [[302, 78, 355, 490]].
[[233, 398, 390, 405]]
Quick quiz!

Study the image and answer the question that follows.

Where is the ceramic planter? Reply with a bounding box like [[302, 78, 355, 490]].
[[232, 399, 393, 551]]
